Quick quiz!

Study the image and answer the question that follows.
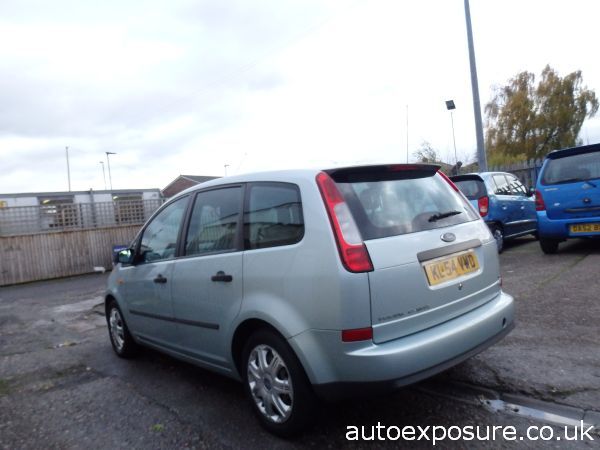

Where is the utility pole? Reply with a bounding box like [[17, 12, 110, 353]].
[[406, 105, 409, 163], [99, 161, 107, 190], [464, 0, 487, 171], [105, 152, 116, 191], [65, 146, 71, 191]]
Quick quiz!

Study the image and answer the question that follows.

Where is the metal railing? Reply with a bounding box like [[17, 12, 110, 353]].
[[0, 199, 163, 236]]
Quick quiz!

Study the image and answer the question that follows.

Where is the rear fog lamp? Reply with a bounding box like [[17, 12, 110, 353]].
[[341, 327, 373, 342]]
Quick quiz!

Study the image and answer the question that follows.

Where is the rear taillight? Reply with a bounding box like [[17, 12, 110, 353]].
[[478, 196, 489, 217], [535, 190, 546, 211], [316, 172, 373, 273], [341, 327, 373, 342]]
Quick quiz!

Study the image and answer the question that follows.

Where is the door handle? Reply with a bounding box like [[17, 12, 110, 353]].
[[153, 274, 168, 284], [211, 271, 233, 282]]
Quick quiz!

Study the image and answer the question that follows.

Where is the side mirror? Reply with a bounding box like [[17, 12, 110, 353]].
[[527, 187, 535, 197], [115, 249, 133, 265]]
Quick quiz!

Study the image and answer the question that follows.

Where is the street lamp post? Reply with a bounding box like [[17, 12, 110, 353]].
[[406, 104, 409, 163], [464, 0, 487, 171], [446, 100, 458, 165], [99, 161, 107, 190], [105, 152, 116, 191], [65, 146, 71, 191]]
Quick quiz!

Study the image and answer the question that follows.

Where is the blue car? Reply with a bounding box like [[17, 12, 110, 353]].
[[451, 172, 537, 252], [535, 144, 600, 254]]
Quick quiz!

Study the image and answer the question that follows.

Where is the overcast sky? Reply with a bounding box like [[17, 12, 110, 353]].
[[1, 0, 600, 194]]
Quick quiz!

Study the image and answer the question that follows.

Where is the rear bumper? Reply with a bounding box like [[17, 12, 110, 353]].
[[313, 321, 514, 401], [537, 212, 600, 239], [289, 290, 514, 400]]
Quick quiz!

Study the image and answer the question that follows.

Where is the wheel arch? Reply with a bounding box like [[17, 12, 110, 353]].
[[486, 220, 503, 230], [104, 294, 116, 317], [104, 293, 133, 330], [231, 318, 287, 378]]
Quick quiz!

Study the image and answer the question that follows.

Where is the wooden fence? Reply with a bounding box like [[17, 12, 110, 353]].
[[0, 225, 139, 286]]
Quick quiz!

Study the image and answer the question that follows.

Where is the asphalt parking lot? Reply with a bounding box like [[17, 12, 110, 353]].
[[0, 237, 599, 448]]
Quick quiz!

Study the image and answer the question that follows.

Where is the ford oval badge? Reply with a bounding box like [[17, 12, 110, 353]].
[[441, 232, 456, 242]]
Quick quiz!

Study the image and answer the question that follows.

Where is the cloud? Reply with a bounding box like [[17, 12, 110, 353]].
[[1, 0, 332, 192], [1, 0, 600, 194]]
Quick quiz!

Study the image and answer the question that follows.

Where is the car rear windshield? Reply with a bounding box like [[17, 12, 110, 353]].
[[453, 179, 487, 200], [541, 151, 600, 185], [331, 168, 479, 240]]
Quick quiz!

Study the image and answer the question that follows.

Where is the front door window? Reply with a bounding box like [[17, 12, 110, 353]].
[[139, 197, 188, 263]]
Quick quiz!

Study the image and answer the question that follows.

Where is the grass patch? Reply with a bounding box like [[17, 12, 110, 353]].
[[151, 424, 165, 433], [537, 254, 588, 287], [0, 379, 11, 397]]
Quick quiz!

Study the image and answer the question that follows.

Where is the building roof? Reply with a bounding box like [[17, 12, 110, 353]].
[[0, 188, 161, 198], [161, 174, 220, 197], [181, 175, 219, 183]]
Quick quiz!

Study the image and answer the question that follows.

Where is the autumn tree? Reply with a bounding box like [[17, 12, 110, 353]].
[[485, 65, 598, 162], [413, 141, 443, 164]]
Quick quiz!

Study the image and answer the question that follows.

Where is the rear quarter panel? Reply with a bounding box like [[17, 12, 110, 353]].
[[234, 175, 372, 337]]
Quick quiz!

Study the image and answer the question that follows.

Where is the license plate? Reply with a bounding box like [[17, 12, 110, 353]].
[[423, 250, 480, 286], [570, 223, 600, 233]]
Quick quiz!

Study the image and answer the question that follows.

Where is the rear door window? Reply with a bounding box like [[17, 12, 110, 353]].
[[333, 170, 479, 240], [244, 183, 304, 250], [492, 174, 512, 195], [506, 174, 527, 196]]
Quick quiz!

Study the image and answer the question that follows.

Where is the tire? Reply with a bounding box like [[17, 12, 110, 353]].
[[242, 329, 317, 437], [490, 225, 504, 253], [539, 237, 559, 254], [106, 300, 139, 358]]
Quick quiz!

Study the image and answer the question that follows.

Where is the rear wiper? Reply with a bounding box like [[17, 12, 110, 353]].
[[428, 210, 462, 222]]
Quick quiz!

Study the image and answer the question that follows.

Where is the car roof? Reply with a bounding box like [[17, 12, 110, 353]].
[[452, 171, 518, 179], [172, 163, 441, 199], [450, 173, 484, 182], [172, 168, 319, 199], [546, 143, 600, 160]]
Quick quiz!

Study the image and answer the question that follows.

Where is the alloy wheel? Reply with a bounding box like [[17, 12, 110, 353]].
[[492, 227, 504, 253], [247, 344, 294, 424], [109, 307, 125, 352]]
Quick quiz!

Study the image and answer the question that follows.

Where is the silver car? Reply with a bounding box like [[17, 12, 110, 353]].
[[106, 164, 514, 436]]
